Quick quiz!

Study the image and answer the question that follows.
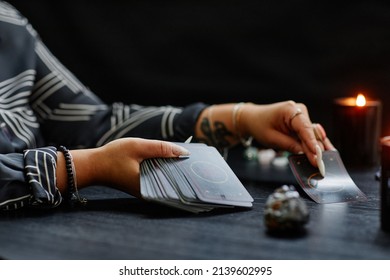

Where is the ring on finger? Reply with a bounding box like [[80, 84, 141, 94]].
[[289, 108, 303, 126]]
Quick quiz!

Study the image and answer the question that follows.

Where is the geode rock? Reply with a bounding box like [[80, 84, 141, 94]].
[[264, 185, 309, 232]]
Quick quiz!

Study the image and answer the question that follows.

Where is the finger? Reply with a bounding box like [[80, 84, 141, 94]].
[[287, 102, 310, 125], [265, 130, 304, 154], [323, 137, 336, 151], [286, 103, 319, 165], [315, 126, 336, 151], [289, 110, 317, 155], [312, 123, 336, 151], [138, 139, 190, 159], [265, 129, 319, 168]]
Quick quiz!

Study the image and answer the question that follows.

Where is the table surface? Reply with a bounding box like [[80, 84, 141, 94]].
[[1, 149, 389, 260]]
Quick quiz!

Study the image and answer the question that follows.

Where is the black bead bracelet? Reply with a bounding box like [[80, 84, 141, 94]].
[[58, 145, 87, 206]]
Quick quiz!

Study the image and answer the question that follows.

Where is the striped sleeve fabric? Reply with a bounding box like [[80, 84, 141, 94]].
[[0, 2, 208, 211], [23, 146, 62, 208], [0, 146, 62, 210], [0, 1, 208, 148], [0, 153, 31, 210], [30, 34, 208, 148]]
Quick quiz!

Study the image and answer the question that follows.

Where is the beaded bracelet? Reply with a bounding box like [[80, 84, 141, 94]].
[[58, 145, 87, 206]]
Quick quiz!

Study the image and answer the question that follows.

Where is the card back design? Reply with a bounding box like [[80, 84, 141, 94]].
[[288, 150, 367, 203]]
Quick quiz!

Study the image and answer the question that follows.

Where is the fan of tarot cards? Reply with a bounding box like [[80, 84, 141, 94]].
[[140, 143, 254, 213]]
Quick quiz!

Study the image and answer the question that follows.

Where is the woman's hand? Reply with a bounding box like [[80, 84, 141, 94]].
[[57, 138, 190, 197], [239, 101, 335, 167], [195, 101, 335, 168]]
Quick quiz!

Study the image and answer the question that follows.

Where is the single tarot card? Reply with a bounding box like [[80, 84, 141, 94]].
[[288, 150, 367, 203], [174, 144, 254, 207]]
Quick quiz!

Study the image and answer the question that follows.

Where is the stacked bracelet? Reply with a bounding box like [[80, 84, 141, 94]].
[[58, 145, 87, 206]]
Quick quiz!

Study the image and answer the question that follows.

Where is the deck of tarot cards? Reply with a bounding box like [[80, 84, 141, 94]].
[[140, 143, 254, 213]]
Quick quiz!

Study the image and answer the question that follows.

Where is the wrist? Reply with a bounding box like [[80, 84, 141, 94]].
[[233, 102, 254, 146], [70, 147, 102, 188], [56, 147, 102, 196]]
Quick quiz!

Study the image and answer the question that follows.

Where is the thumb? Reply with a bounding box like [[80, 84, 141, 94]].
[[141, 140, 191, 159]]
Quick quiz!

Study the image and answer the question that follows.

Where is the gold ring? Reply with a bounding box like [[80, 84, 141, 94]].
[[289, 108, 302, 126]]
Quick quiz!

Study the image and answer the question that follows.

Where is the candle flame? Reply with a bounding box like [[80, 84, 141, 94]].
[[356, 94, 366, 107]]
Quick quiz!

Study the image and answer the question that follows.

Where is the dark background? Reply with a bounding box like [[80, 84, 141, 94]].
[[9, 0, 390, 137]]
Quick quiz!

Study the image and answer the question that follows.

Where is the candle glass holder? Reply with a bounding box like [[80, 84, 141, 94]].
[[381, 137, 390, 231], [333, 97, 382, 167]]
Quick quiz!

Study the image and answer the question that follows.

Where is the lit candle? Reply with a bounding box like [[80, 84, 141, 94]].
[[333, 93, 382, 167]]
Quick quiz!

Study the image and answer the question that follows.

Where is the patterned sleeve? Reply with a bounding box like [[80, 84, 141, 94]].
[[30, 35, 207, 149], [0, 2, 207, 210], [0, 146, 61, 210]]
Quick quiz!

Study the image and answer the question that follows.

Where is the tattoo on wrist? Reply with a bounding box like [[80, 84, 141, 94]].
[[199, 117, 233, 151]]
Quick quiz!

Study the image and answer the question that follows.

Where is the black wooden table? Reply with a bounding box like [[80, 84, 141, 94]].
[[0, 150, 389, 260]]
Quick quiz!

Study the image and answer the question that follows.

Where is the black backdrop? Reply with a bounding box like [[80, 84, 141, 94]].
[[8, 0, 390, 136]]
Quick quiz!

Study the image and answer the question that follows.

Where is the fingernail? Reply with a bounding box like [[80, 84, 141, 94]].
[[173, 144, 191, 157], [315, 144, 326, 177]]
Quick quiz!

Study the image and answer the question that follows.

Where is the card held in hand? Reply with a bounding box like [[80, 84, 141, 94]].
[[288, 150, 367, 203], [140, 143, 254, 213]]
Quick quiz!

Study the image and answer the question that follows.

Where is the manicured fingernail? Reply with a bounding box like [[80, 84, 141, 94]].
[[315, 144, 326, 177], [173, 144, 190, 157]]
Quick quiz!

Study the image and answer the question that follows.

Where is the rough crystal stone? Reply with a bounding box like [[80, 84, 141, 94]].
[[264, 185, 309, 232]]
